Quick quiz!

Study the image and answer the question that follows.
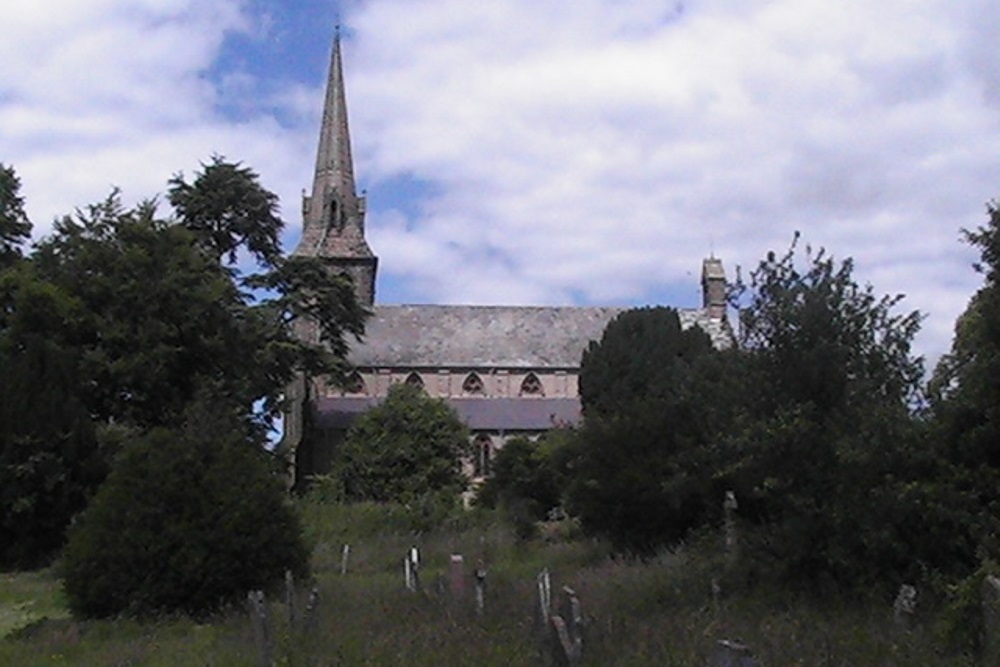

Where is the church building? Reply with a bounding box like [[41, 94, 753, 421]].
[[281, 32, 733, 487]]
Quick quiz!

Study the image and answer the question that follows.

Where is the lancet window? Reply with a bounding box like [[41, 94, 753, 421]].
[[344, 371, 365, 395], [462, 372, 485, 395], [519, 372, 544, 396], [404, 372, 425, 390], [473, 434, 493, 478]]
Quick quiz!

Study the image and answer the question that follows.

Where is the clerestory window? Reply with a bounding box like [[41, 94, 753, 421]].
[[462, 372, 485, 395], [519, 372, 544, 396]]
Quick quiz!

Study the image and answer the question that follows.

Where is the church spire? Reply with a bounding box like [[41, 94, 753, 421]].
[[311, 27, 357, 209], [294, 27, 377, 306]]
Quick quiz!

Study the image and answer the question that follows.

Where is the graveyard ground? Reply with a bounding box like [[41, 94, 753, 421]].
[[0, 501, 979, 666]]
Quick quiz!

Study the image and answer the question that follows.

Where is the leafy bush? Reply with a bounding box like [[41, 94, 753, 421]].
[[475, 433, 567, 520], [61, 406, 308, 618], [333, 384, 470, 505]]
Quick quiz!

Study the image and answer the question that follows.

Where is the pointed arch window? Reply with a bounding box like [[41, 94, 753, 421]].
[[473, 434, 493, 478], [519, 372, 544, 397], [344, 371, 365, 395], [404, 372, 425, 390], [462, 372, 485, 395]]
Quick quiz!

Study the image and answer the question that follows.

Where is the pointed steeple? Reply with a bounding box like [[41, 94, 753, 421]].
[[294, 27, 377, 306], [311, 27, 357, 213]]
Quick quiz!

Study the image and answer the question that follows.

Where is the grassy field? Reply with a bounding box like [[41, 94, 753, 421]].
[[0, 502, 981, 666]]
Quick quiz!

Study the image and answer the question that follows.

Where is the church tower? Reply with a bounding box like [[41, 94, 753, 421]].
[[293, 29, 378, 307]]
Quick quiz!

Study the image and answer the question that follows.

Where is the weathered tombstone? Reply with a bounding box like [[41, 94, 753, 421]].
[[474, 562, 487, 616], [983, 575, 1000, 661], [411, 546, 421, 592], [301, 586, 320, 636], [404, 546, 421, 592], [893, 584, 917, 630], [549, 587, 583, 667], [713, 639, 757, 667], [340, 543, 350, 576], [537, 569, 552, 627], [247, 590, 273, 667], [285, 569, 296, 627], [723, 490, 739, 566], [449, 553, 466, 600], [535, 569, 553, 663]]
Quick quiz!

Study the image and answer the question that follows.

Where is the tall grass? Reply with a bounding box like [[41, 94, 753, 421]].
[[0, 501, 981, 665]]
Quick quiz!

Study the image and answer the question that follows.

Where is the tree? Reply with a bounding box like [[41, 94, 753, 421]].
[[476, 432, 567, 521], [0, 263, 105, 568], [0, 163, 31, 267], [168, 156, 283, 268], [333, 384, 470, 505], [566, 307, 730, 554], [724, 236, 932, 586], [61, 400, 308, 618], [579, 306, 713, 417], [31, 194, 253, 428], [930, 200, 1000, 563]]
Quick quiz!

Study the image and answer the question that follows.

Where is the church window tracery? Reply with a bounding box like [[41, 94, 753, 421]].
[[462, 372, 485, 395], [473, 434, 493, 478], [404, 372, 425, 390], [519, 372, 544, 396], [344, 371, 365, 395]]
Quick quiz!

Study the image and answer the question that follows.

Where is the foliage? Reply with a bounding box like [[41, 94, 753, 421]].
[[168, 156, 283, 268], [1, 511, 982, 666], [724, 236, 932, 587], [929, 201, 1000, 566], [1, 161, 365, 568], [579, 306, 714, 417], [475, 433, 567, 521], [0, 263, 105, 568], [0, 164, 31, 267], [61, 401, 308, 619], [31, 194, 250, 428], [332, 384, 470, 505], [567, 307, 730, 554]]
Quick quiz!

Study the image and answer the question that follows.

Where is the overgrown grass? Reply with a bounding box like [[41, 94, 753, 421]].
[[0, 502, 983, 665]]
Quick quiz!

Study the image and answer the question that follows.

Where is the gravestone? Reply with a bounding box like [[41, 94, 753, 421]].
[[983, 575, 1000, 662], [713, 640, 757, 667], [449, 553, 465, 599]]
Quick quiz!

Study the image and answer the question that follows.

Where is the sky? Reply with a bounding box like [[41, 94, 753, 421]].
[[3, 0, 1000, 369]]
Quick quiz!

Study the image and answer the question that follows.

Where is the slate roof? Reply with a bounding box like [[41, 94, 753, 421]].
[[348, 305, 732, 368], [314, 396, 582, 431]]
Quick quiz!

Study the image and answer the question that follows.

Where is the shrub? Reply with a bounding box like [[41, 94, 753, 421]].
[[333, 384, 470, 505], [61, 408, 308, 618]]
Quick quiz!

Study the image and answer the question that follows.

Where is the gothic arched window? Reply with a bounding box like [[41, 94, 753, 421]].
[[462, 372, 485, 395], [473, 434, 493, 478], [404, 372, 425, 390], [519, 372, 544, 396], [345, 371, 365, 395]]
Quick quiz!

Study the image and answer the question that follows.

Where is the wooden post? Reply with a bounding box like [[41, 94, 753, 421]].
[[247, 590, 272, 667]]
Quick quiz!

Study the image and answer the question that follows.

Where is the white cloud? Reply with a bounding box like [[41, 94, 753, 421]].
[[338, 0, 1000, 364], [3, 0, 997, 367]]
